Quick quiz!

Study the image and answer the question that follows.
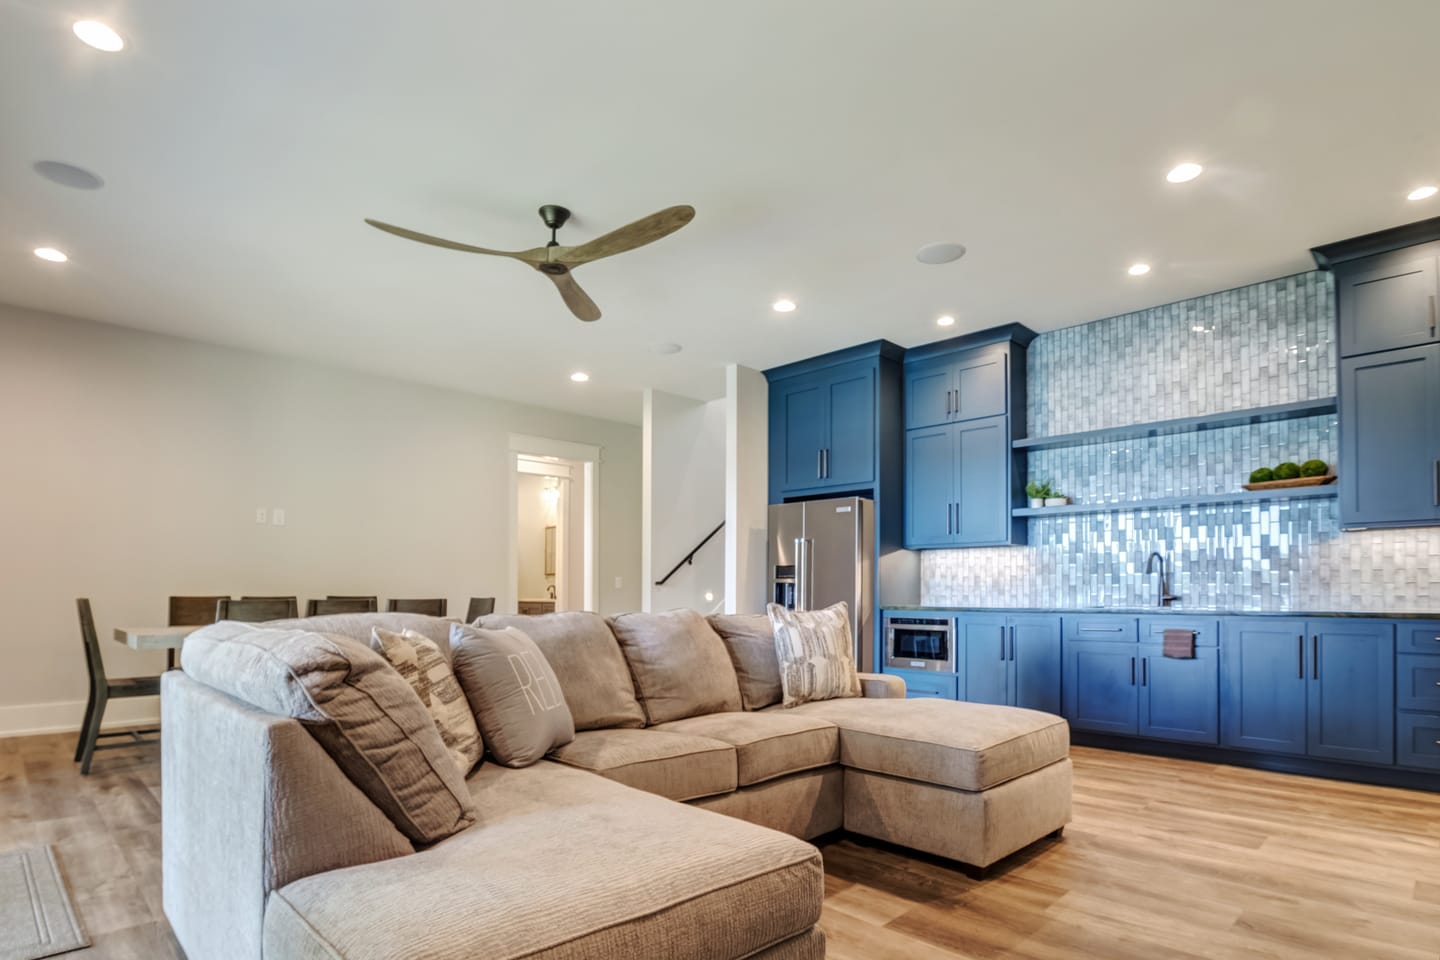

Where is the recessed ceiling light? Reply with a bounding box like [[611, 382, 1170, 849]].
[[1407, 185, 1438, 201], [772, 299, 796, 313], [654, 342, 683, 355], [1127, 263, 1151, 276], [936, 315, 956, 327], [915, 242, 967, 265], [33, 161, 104, 190], [1166, 163, 1203, 183], [72, 20, 124, 52], [569, 372, 590, 383], [33, 247, 68, 263]]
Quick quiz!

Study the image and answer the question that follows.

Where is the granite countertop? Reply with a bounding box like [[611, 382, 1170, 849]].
[[880, 605, 1440, 620]]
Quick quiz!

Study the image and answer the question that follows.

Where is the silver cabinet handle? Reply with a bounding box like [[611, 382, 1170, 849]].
[[824, 448, 829, 479], [1297, 635, 1304, 679], [817, 449, 823, 480], [945, 390, 951, 416], [1142, 657, 1148, 686], [1130, 657, 1136, 686], [999, 627, 1005, 661], [1312, 635, 1319, 680]]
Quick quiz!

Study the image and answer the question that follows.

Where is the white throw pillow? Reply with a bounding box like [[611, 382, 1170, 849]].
[[766, 602, 861, 708], [371, 627, 484, 775]]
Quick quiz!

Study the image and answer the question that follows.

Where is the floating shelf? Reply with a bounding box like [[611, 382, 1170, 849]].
[[1012, 486, 1338, 518], [1013, 398, 1338, 453]]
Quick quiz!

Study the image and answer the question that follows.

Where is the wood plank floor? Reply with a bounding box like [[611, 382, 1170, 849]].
[[1, 734, 1436, 959]]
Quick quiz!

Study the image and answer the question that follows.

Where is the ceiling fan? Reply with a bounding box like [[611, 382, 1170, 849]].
[[364, 203, 695, 322]]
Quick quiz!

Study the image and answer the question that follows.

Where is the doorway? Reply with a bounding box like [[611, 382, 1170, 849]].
[[508, 434, 599, 614]]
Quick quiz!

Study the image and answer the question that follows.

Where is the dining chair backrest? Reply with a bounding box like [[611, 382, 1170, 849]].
[[168, 596, 229, 628], [77, 599, 107, 692], [306, 597, 378, 616], [217, 597, 299, 622], [387, 598, 447, 617], [465, 597, 496, 621]]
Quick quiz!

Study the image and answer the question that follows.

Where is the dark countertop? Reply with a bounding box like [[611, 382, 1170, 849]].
[[880, 605, 1440, 620]]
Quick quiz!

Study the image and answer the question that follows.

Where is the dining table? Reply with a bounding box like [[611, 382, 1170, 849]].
[[113, 625, 204, 671]]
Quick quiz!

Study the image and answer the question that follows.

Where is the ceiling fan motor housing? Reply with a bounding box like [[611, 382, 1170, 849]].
[[538, 204, 571, 231]]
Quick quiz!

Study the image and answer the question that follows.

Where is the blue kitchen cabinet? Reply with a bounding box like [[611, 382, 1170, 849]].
[[773, 372, 828, 493], [904, 344, 1009, 430], [885, 667, 959, 701], [1306, 622, 1394, 765], [1220, 619, 1308, 756], [767, 354, 886, 499], [904, 425, 955, 547], [1064, 640, 1139, 735], [1338, 344, 1440, 529], [903, 415, 1015, 548], [1138, 644, 1219, 744], [1397, 713, 1440, 771], [822, 364, 877, 489], [960, 614, 1008, 706], [1336, 252, 1439, 358], [904, 355, 958, 431], [957, 614, 1061, 713]]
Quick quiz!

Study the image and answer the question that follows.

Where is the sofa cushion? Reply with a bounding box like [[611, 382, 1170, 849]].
[[478, 612, 645, 731], [772, 697, 1069, 792], [653, 712, 838, 786], [708, 614, 784, 710], [768, 602, 861, 708], [547, 728, 736, 801], [371, 627, 483, 775], [608, 609, 743, 724], [449, 624, 575, 768], [264, 761, 823, 960], [182, 622, 475, 844], [271, 612, 456, 655]]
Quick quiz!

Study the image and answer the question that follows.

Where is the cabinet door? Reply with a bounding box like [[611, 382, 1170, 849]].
[[1220, 619, 1307, 756], [1339, 254, 1439, 357], [773, 375, 826, 494], [1306, 622, 1395, 765], [961, 616, 1009, 706], [952, 347, 1009, 423], [1397, 713, 1440, 771], [904, 426, 954, 548], [886, 668, 958, 701], [1063, 641, 1138, 735], [905, 359, 954, 430], [822, 366, 875, 488], [1010, 616, 1062, 714], [1397, 655, 1440, 712], [1339, 345, 1440, 527], [953, 416, 1009, 545], [1139, 645, 1219, 744]]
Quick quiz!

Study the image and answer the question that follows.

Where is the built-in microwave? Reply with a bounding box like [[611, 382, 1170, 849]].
[[883, 614, 955, 672]]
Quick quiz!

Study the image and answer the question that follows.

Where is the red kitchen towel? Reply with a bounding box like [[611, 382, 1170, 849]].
[[1163, 629, 1196, 659]]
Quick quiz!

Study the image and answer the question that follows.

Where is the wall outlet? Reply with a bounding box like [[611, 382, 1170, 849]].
[[614, 576, 623, 590], [271, 508, 286, 527], [254, 508, 267, 524]]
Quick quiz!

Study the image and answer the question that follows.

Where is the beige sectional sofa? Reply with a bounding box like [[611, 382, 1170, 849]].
[[162, 611, 1071, 960]]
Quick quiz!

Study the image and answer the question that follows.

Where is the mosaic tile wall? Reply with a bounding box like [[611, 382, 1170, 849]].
[[922, 271, 1440, 613]]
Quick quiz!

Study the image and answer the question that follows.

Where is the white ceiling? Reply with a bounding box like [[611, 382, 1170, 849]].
[[3, 1, 1439, 424]]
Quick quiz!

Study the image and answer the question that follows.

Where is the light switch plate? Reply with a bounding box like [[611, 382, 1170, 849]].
[[272, 508, 286, 527], [614, 576, 623, 590], [254, 508, 267, 524]]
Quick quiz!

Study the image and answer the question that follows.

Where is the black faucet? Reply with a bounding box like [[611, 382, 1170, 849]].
[[1145, 552, 1179, 607]]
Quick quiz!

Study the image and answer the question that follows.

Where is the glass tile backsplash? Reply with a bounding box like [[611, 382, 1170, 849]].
[[921, 270, 1440, 612]]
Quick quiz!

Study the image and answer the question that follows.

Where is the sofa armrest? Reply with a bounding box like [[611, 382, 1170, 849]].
[[857, 672, 906, 699]]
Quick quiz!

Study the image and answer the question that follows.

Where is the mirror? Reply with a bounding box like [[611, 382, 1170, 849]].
[[544, 525, 557, 576]]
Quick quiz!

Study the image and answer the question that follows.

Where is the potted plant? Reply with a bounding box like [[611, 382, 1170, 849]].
[[1025, 480, 1052, 509], [1044, 488, 1070, 507]]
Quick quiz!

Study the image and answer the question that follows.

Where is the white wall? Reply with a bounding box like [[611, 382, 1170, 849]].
[[642, 389, 726, 613], [0, 302, 642, 735], [725, 364, 770, 614]]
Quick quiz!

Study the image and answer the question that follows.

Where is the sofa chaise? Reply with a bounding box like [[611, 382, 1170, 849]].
[[162, 610, 1071, 960]]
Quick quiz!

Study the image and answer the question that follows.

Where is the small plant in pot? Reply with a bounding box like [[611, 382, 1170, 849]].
[[1044, 488, 1070, 507], [1025, 481, 1052, 509]]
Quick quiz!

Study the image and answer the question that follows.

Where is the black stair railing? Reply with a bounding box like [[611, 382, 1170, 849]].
[[654, 522, 725, 587]]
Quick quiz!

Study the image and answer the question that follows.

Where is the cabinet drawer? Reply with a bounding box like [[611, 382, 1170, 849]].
[[1398, 621, 1440, 654], [1398, 655, 1440, 711], [885, 669, 958, 701], [1064, 615, 1138, 643], [1397, 713, 1440, 771], [1139, 618, 1219, 648]]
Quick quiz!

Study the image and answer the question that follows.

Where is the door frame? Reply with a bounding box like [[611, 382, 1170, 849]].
[[509, 434, 601, 613]]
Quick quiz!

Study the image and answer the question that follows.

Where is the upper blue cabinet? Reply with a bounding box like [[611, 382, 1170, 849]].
[[1313, 219, 1440, 529], [765, 342, 904, 503], [902, 326, 1033, 548]]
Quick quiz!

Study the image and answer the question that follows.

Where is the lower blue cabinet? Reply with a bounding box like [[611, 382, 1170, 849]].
[[1397, 713, 1440, 771], [1138, 645, 1219, 744], [960, 614, 1060, 714], [886, 668, 958, 700], [1220, 619, 1309, 756], [1063, 641, 1138, 735]]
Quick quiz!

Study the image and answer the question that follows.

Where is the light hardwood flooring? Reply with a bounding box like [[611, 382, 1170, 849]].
[[1, 734, 1436, 959]]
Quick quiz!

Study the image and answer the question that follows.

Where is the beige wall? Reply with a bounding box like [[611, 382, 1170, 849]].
[[0, 302, 642, 735]]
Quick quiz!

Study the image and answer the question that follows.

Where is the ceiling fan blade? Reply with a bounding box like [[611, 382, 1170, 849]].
[[561, 205, 695, 266], [547, 270, 602, 322], [364, 218, 541, 262]]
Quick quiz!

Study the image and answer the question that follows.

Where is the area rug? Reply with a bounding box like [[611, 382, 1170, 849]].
[[0, 846, 88, 960]]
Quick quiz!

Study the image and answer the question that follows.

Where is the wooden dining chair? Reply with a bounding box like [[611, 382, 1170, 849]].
[[306, 597, 378, 616], [75, 599, 161, 775], [168, 595, 229, 628], [217, 597, 298, 622], [387, 598, 447, 617], [465, 597, 496, 621]]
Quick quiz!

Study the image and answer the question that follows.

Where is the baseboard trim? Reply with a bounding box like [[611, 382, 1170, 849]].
[[0, 698, 161, 739]]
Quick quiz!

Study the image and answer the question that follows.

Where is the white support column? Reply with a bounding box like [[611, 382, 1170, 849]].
[[724, 364, 769, 614]]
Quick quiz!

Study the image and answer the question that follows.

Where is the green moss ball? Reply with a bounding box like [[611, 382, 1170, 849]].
[[1300, 459, 1329, 478], [1273, 462, 1302, 481], [1249, 467, 1275, 483]]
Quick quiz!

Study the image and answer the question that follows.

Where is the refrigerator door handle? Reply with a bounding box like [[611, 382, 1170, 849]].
[[794, 538, 815, 610]]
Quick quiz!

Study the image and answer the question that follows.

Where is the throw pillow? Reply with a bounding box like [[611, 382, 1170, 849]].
[[707, 613, 783, 710], [767, 602, 862, 708], [371, 627, 483, 775], [448, 624, 575, 767], [608, 609, 744, 724], [181, 621, 475, 844]]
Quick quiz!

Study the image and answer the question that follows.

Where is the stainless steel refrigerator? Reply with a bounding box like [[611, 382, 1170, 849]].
[[768, 497, 875, 672]]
